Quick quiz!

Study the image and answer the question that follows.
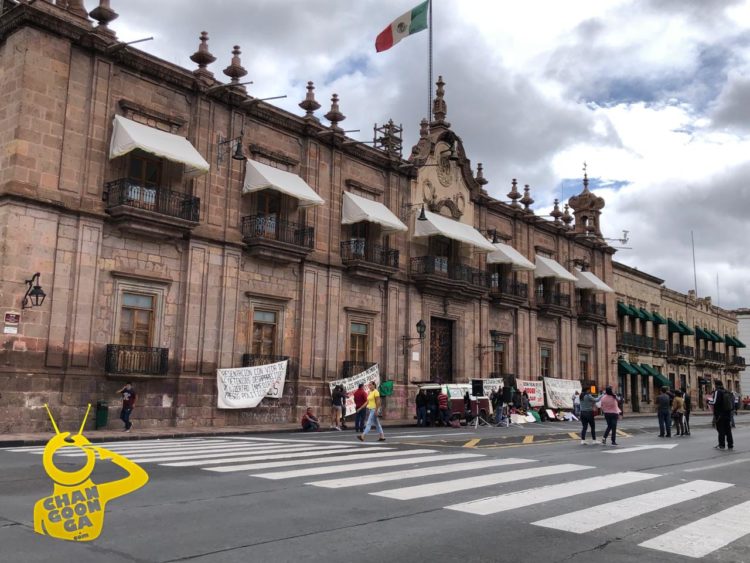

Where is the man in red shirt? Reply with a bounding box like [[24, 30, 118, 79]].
[[116, 382, 136, 432], [437, 389, 450, 426], [301, 407, 320, 432], [353, 383, 368, 433]]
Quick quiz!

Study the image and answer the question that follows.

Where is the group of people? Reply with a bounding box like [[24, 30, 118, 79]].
[[301, 381, 386, 442], [577, 386, 623, 446], [414, 388, 454, 427]]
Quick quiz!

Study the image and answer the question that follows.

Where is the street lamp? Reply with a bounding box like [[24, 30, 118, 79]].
[[401, 319, 426, 354], [22, 273, 46, 309]]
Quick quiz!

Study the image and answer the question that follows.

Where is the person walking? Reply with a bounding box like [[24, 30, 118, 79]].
[[579, 388, 599, 445], [330, 385, 344, 430], [672, 390, 686, 436], [600, 386, 621, 446], [712, 380, 734, 450], [656, 386, 672, 438], [732, 391, 739, 428], [682, 388, 691, 436], [116, 382, 136, 432], [357, 381, 385, 442], [353, 383, 368, 433], [415, 388, 428, 427]]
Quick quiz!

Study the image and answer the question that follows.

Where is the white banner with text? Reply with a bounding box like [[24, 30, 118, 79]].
[[328, 364, 380, 417], [216, 360, 288, 409], [516, 379, 545, 407], [543, 377, 582, 409]]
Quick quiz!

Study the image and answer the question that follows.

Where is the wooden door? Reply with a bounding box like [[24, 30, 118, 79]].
[[430, 317, 453, 383]]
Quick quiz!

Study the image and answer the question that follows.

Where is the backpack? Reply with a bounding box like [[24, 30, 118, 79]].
[[721, 390, 733, 412]]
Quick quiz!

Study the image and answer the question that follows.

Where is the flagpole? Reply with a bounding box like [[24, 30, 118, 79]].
[[428, 0, 433, 117]]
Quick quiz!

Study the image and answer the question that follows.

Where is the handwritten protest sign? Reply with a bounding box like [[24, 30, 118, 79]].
[[482, 378, 504, 397], [217, 360, 288, 409], [543, 377, 582, 409], [328, 364, 380, 416], [516, 379, 544, 407]]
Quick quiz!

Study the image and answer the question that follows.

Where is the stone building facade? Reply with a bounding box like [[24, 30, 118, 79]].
[[613, 261, 745, 413], [0, 1, 620, 432]]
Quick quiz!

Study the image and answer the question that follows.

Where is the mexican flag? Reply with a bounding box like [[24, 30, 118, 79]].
[[375, 1, 429, 53]]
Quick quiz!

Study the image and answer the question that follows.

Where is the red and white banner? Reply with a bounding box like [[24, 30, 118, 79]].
[[516, 379, 545, 407], [329, 364, 380, 417]]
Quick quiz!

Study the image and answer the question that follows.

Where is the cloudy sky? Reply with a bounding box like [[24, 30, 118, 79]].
[[109, 0, 750, 309]]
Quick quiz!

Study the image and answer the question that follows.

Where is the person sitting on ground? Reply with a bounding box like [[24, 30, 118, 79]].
[[301, 407, 320, 432]]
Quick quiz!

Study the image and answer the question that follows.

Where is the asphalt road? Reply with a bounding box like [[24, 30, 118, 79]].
[[1, 414, 748, 563]]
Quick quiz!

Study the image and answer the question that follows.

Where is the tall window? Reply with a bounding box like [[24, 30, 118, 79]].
[[350, 322, 369, 363], [669, 373, 676, 387], [252, 310, 277, 356], [679, 373, 687, 391], [128, 151, 162, 188], [256, 190, 281, 238], [493, 341, 506, 375], [119, 293, 154, 347], [579, 350, 590, 380], [641, 377, 650, 402], [540, 346, 552, 378]]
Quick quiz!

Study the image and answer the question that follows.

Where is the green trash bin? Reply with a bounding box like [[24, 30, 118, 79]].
[[95, 400, 109, 429]]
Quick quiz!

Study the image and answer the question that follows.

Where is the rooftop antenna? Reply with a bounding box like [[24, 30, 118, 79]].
[[691, 230, 698, 296]]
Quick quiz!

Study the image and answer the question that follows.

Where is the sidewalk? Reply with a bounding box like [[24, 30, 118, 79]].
[[1, 411, 743, 447]]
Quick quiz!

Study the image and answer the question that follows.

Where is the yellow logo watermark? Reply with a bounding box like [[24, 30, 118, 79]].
[[33, 404, 149, 542]]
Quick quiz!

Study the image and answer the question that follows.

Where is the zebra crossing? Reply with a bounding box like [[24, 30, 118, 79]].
[[5, 437, 750, 559]]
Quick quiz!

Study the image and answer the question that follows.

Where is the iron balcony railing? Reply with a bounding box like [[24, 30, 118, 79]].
[[618, 332, 656, 350], [341, 361, 377, 378], [241, 215, 314, 249], [577, 300, 607, 317], [667, 343, 694, 357], [241, 354, 290, 367], [489, 276, 528, 298], [340, 240, 399, 268], [728, 355, 747, 367], [410, 256, 489, 286], [105, 345, 169, 376], [535, 289, 571, 308], [697, 349, 725, 363], [104, 179, 200, 222], [655, 339, 667, 353]]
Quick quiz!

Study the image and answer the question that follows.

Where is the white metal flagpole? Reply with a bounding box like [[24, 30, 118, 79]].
[[428, 0, 433, 117]]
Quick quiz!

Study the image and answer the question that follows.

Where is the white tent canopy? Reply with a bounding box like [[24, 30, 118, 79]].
[[414, 209, 496, 252], [487, 242, 535, 270], [574, 269, 614, 293], [341, 192, 407, 233], [534, 256, 577, 281], [108, 115, 210, 177], [242, 159, 324, 208]]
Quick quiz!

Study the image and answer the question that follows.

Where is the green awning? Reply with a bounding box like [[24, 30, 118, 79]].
[[678, 321, 694, 335], [617, 302, 637, 317], [639, 308, 656, 322], [618, 359, 638, 375], [650, 369, 672, 388], [652, 311, 667, 325], [709, 330, 724, 343], [631, 362, 649, 376], [695, 327, 711, 340], [667, 318, 682, 333], [632, 308, 648, 320], [735, 336, 747, 348]]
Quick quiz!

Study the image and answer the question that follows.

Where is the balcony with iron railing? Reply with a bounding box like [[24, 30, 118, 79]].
[[727, 355, 747, 369], [105, 344, 169, 376], [241, 214, 314, 263], [103, 179, 200, 237], [340, 240, 399, 281], [696, 349, 725, 365], [535, 288, 571, 316], [654, 339, 667, 354], [410, 256, 489, 298], [618, 332, 658, 351], [489, 276, 528, 308], [341, 361, 377, 378], [576, 299, 607, 323], [666, 342, 694, 361]]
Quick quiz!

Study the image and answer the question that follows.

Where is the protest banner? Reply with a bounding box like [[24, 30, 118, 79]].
[[482, 378, 504, 397], [328, 364, 380, 416], [216, 360, 288, 409], [516, 379, 544, 407], [543, 377, 582, 409]]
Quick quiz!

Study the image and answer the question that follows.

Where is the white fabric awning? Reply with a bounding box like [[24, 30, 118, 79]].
[[487, 242, 535, 270], [574, 269, 614, 293], [108, 115, 210, 177], [242, 159, 324, 208], [534, 256, 577, 281], [414, 209, 496, 252], [341, 192, 407, 233]]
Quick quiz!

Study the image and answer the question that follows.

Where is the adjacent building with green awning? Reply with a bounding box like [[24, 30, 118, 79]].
[[638, 308, 656, 322], [641, 363, 672, 388], [695, 327, 712, 341], [678, 321, 694, 335], [652, 312, 667, 324]]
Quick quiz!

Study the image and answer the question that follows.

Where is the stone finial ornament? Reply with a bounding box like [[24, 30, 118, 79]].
[[89, 0, 118, 36], [562, 203, 573, 226], [66, 0, 89, 19], [569, 162, 605, 236], [190, 32, 216, 81], [550, 199, 562, 223], [419, 117, 429, 139], [324, 94, 345, 131], [475, 163, 488, 186], [520, 184, 534, 211], [430, 75, 450, 128], [223, 46, 248, 88], [507, 178, 521, 208], [299, 81, 321, 120]]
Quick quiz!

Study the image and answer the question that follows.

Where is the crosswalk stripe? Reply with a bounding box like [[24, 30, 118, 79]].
[[256, 453, 486, 480], [307, 458, 536, 489], [205, 448, 437, 473], [638, 499, 750, 558], [5, 438, 225, 453], [532, 480, 733, 533], [445, 471, 660, 515], [57, 442, 291, 457], [161, 446, 376, 467], [372, 463, 593, 501], [127, 445, 347, 463]]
